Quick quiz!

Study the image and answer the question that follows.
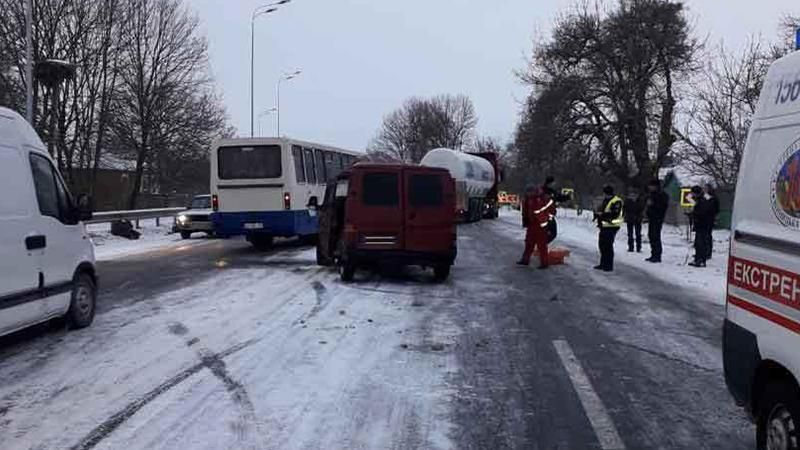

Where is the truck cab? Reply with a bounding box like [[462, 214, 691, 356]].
[[316, 163, 457, 282]]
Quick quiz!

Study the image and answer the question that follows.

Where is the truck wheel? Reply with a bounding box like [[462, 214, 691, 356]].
[[180, 231, 192, 239], [66, 273, 96, 329], [339, 261, 356, 282], [250, 235, 274, 250], [433, 264, 451, 282], [757, 380, 800, 450]]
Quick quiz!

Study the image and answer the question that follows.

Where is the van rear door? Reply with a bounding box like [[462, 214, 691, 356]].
[[403, 168, 455, 254], [348, 169, 404, 249]]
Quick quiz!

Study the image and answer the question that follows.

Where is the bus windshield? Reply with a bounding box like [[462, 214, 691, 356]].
[[218, 145, 282, 179]]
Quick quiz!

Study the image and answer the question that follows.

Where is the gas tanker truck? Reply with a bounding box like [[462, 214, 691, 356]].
[[420, 148, 498, 222]]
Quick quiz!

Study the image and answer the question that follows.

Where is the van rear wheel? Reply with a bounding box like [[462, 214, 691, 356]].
[[433, 264, 451, 282], [339, 261, 356, 282], [757, 380, 800, 450], [66, 274, 96, 329]]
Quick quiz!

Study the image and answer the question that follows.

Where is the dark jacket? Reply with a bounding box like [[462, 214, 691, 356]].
[[623, 196, 645, 223], [544, 185, 571, 203], [646, 190, 669, 223], [708, 194, 720, 220], [692, 196, 716, 232]]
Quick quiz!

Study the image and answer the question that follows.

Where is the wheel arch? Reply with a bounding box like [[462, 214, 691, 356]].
[[74, 261, 97, 286], [752, 359, 799, 416]]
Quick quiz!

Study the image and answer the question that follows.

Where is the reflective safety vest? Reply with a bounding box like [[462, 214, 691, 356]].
[[601, 196, 624, 228]]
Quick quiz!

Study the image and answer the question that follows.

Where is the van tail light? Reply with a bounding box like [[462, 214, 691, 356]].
[[212, 194, 219, 211], [284, 192, 291, 210]]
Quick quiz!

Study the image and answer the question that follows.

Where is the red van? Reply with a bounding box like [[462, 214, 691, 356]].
[[316, 163, 457, 282]]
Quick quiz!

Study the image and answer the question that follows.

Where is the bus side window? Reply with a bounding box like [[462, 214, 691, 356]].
[[304, 147, 317, 184], [314, 149, 326, 184], [338, 154, 346, 172], [292, 145, 306, 183], [325, 151, 339, 178]]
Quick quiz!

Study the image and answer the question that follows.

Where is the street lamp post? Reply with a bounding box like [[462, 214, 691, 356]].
[[258, 107, 278, 136], [277, 69, 301, 137], [250, 0, 292, 138], [25, 0, 33, 124]]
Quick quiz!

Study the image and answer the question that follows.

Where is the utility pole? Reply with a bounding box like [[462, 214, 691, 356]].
[[25, 0, 33, 124]]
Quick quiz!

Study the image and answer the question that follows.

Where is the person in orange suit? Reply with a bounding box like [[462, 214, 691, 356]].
[[517, 185, 556, 269]]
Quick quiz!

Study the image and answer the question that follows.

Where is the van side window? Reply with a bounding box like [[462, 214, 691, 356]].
[[409, 174, 443, 207], [29, 154, 61, 220], [362, 173, 399, 206], [292, 145, 306, 183]]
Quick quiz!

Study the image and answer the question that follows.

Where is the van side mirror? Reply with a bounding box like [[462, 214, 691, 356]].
[[76, 194, 93, 221]]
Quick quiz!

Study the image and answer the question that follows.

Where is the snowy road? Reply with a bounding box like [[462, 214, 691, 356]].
[[0, 218, 753, 449]]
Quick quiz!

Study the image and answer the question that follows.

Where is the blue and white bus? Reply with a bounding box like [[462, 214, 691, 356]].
[[210, 137, 361, 248]]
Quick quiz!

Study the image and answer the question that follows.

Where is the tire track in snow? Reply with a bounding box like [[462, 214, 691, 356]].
[[68, 337, 259, 450]]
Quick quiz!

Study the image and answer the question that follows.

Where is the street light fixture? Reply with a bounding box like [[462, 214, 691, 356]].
[[258, 107, 278, 136], [250, 0, 292, 137], [277, 69, 302, 137]]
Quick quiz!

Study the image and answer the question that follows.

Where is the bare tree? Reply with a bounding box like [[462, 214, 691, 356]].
[[675, 41, 771, 187], [368, 94, 478, 162], [519, 0, 699, 189], [111, 0, 214, 208]]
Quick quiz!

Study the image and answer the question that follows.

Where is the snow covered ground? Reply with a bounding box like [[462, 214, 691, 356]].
[[0, 248, 460, 450], [497, 207, 730, 305], [87, 218, 211, 261]]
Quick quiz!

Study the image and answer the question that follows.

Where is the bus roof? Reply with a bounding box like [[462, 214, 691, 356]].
[[211, 136, 363, 157]]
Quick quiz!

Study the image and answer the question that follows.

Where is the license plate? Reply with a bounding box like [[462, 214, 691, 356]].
[[244, 223, 264, 230]]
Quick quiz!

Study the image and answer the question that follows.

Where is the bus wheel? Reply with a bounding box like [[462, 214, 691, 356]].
[[300, 234, 319, 246], [250, 235, 274, 250], [757, 380, 800, 450]]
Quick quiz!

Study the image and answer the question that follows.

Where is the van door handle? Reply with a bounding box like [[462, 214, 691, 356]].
[[26, 235, 46, 250]]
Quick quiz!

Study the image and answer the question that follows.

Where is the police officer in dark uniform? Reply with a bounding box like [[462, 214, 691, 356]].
[[645, 179, 669, 263], [594, 185, 624, 272], [689, 185, 715, 267], [624, 189, 645, 253]]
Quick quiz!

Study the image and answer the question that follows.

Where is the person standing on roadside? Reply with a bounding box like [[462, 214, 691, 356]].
[[704, 184, 720, 260], [517, 185, 555, 269], [624, 189, 645, 253], [645, 179, 669, 263], [594, 185, 624, 272], [689, 186, 715, 267]]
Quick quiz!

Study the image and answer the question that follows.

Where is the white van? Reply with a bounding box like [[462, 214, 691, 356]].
[[0, 107, 96, 338], [724, 50, 800, 450]]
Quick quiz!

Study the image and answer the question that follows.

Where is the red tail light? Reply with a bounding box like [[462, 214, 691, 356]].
[[212, 194, 219, 211], [283, 192, 291, 210]]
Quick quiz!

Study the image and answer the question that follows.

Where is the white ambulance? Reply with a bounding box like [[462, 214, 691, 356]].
[[724, 49, 800, 450]]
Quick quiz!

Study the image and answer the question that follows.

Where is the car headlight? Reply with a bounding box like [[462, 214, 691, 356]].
[[177, 214, 188, 224]]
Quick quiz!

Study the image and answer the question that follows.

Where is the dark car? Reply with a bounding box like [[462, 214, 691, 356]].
[[316, 163, 457, 282]]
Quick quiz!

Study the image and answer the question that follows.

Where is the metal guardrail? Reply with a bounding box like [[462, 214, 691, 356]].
[[86, 207, 186, 226]]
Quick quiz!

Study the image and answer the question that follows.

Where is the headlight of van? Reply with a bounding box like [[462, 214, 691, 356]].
[[177, 214, 188, 225]]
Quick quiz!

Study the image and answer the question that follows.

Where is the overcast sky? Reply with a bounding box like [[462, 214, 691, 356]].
[[187, 0, 798, 151]]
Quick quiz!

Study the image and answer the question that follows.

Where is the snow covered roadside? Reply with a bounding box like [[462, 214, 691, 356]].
[[87, 217, 210, 261], [0, 248, 459, 450], [496, 208, 729, 305]]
